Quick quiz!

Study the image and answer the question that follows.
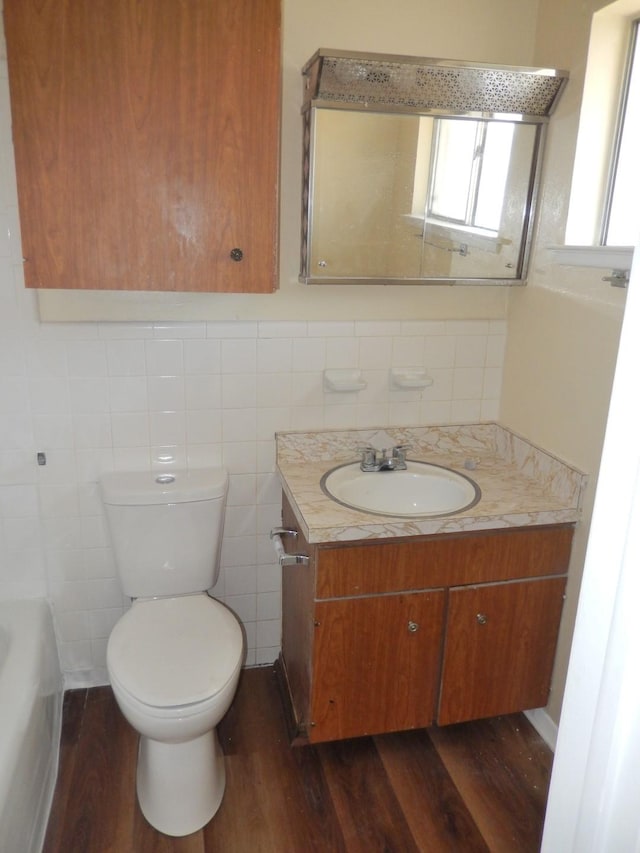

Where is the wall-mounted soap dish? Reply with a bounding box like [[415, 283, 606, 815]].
[[390, 368, 433, 389], [324, 369, 367, 392]]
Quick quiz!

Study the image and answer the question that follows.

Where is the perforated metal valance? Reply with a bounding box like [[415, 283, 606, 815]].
[[303, 49, 568, 119]]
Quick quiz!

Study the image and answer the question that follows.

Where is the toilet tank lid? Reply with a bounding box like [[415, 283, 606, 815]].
[[100, 467, 228, 506]]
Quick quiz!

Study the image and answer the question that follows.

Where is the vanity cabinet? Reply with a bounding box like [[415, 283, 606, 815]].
[[4, 0, 280, 294], [278, 494, 572, 744]]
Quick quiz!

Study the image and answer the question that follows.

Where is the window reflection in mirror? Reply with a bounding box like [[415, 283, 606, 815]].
[[426, 120, 515, 232], [305, 108, 540, 283]]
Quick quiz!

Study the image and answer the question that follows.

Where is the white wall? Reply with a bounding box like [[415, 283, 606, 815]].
[[500, 0, 630, 722], [541, 240, 640, 853]]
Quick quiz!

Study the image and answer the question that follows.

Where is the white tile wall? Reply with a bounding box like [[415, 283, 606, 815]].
[[0, 56, 507, 687]]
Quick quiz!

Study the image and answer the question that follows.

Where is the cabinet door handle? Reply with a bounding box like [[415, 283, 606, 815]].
[[476, 612, 488, 625], [407, 620, 419, 633]]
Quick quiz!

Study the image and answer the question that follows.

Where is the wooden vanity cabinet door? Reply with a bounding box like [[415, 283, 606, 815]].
[[308, 590, 445, 743], [437, 576, 566, 726], [4, 0, 280, 293]]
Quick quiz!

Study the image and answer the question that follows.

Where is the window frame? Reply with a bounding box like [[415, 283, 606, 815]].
[[600, 16, 640, 246]]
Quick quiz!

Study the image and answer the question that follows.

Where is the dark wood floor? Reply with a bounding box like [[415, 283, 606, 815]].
[[43, 666, 552, 852]]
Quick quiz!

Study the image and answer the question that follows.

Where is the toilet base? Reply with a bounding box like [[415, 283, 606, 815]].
[[136, 729, 225, 837]]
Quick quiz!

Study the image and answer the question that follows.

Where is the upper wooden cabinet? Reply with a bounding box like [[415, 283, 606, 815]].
[[4, 0, 281, 293]]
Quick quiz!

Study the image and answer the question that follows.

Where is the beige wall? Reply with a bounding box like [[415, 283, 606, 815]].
[[39, 0, 541, 321], [501, 0, 629, 721]]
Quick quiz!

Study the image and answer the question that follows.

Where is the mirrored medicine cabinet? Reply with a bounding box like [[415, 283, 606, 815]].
[[300, 50, 568, 286]]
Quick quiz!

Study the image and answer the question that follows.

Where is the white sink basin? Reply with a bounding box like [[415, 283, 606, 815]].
[[320, 461, 480, 517]]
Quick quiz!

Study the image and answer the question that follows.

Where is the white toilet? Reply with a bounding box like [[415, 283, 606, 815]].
[[100, 467, 244, 838]]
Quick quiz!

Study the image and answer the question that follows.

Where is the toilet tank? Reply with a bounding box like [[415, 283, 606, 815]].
[[100, 468, 228, 598]]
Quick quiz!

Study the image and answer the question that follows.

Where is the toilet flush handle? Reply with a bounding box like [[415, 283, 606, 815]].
[[270, 528, 309, 567]]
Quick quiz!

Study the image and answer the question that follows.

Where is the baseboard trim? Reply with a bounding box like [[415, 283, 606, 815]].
[[524, 707, 558, 751]]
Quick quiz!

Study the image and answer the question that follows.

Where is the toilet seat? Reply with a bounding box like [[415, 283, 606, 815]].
[[107, 594, 243, 708]]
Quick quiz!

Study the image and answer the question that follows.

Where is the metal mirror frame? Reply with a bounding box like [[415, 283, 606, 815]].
[[300, 50, 568, 286]]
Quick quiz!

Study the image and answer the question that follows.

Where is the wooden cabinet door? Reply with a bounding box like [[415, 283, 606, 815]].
[[309, 591, 445, 743], [438, 577, 566, 726], [4, 0, 280, 293]]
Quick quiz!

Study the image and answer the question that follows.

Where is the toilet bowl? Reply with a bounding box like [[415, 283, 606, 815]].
[[107, 594, 244, 837], [100, 467, 243, 837]]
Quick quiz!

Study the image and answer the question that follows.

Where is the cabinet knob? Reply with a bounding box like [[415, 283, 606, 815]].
[[407, 620, 419, 633], [229, 247, 244, 262], [476, 613, 488, 625]]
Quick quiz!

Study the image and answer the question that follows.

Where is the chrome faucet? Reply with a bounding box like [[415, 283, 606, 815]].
[[357, 443, 409, 472]]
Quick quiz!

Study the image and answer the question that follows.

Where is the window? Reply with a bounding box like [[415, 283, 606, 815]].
[[602, 18, 640, 246], [564, 0, 640, 259], [426, 119, 514, 235]]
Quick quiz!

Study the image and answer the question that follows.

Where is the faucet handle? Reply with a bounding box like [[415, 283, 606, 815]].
[[357, 444, 377, 470], [392, 444, 410, 467]]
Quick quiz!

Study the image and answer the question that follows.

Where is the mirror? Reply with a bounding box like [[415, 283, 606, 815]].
[[300, 51, 567, 286], [305, 109, 540, 283]]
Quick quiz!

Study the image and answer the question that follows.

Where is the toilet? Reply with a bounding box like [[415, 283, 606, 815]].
[[100, 467, 244, 838]]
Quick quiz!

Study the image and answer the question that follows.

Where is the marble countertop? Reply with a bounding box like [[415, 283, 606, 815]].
[[276, 423, 586, 544]]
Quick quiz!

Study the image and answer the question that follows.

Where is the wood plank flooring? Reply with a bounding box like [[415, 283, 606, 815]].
[[43, 666, 553, 852]]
